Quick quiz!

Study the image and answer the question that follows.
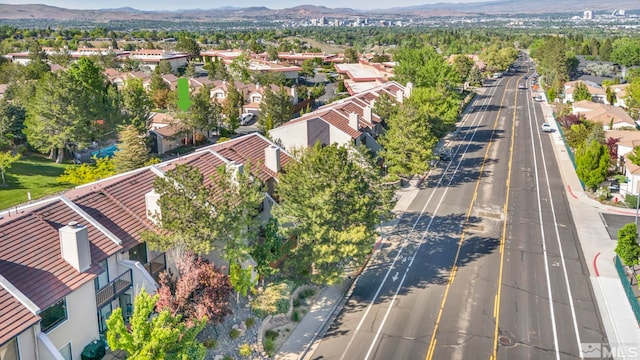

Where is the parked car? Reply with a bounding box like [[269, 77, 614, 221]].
[[541, 123, 552, 132], [240, 113, 256, 125], [533, 95, 544, 102]]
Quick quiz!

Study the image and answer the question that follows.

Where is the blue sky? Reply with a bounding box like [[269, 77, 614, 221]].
[[3, 0, 488, 11]]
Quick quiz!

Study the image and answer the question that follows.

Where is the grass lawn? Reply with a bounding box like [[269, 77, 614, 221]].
[[0, 153, 73, 211]]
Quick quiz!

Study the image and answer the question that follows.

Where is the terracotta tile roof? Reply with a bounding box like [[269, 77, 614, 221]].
[[0, 285, 39, 345], [149, 112, 175, 125], [159, 151, 228, 188], [152, 125, 183, 138], [0, 199, 104, 309], [573, 100, 636, 127], [198, 133, 292, 181]]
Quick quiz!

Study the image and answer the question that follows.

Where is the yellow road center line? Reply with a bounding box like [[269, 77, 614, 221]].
[[491, 75, 521, 360], [425, 78, 513, 360]]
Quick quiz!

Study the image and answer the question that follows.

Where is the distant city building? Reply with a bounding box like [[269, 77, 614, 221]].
[[583, 10, 593, 20]]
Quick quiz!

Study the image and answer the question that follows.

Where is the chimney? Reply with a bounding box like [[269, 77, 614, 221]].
[[59, 221, 91, 272], [405, 82, 413, 98], [363, 106, 372, 123], [226, 161, 244, 184], [265, 145, 281, 174], [396, 90, 404, 104], [349, 112, 359, 130], [291, 85, 298, 105], [145, 190, 161, 225]]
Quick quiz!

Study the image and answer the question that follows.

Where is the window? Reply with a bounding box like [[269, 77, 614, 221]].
[[58, 342, 72, 360], [41, 299, 67, 333], [128, 243, 147, 264], [0, 338, 19, 360], [94, 259, 109, 291], [97, 304, 112, 334]]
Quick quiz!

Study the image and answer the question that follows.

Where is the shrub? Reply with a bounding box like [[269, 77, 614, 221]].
[[626, 194, 639, 208], [293, 298, 301, 308], [252, 282, 293, 318], [202, 339, 217, 349], [239, 343, 252, 357], [229, 328, 241, 339], [299, 288, 315, 299], [245, 317, 256, 328], [223, 356, 234, 360], [291, 310, 300, 322], [265, 329, 279, 340], [264, 338, 276, 356]]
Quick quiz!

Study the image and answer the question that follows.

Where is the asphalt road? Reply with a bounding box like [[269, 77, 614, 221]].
[[311, 58, 607, 360]]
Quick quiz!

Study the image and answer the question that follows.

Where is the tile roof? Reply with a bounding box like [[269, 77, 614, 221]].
[[198, 133, 292, 181], [572, 100, 636, 127], [0, 199, 104, 309], [0, 284, 39, 346]]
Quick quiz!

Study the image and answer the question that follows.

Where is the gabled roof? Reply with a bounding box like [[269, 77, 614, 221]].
[[572, 100, 636, 127], [197, 133, 292, 181], [0, 284, 39, 346], [565, 80, 606, 96], [0, 198, 106, 309], [602, 129, 640, 148]]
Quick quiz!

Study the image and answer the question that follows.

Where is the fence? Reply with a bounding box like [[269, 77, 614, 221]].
[[614, 255, 640, 324]]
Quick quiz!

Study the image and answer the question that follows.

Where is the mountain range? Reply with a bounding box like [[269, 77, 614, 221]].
[[0, 1, 638, 21]]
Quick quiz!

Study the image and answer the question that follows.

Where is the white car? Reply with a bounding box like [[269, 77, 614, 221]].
[[541, 123, 552, 133], [240, 113, 256, 125]]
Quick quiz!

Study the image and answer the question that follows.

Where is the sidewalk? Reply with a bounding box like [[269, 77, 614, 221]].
[[540, 102, 640, 356], [275, 180, 422, 360]]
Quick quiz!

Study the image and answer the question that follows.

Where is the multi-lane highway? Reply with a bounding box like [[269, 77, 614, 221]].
[[311, 58, 607, 360]]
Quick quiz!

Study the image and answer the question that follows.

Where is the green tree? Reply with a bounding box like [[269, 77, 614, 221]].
[[573, 81, 592, 102], [393, 46, 459, 88], [58, 157, 116, 185], [266, 45, 279, 61], [273, 143, 394, 285], [467, 67, 484, 87], [452, 55, 474, 83], [106, 289, 206, 360], [251, 218, 285, 283], [344, 47, 359, 63], [179, 88, 215, 145], [575, 139, 609, 191], [229, 262, 257, 304], [112, 125, 149, 173], [599, 39, 613, 61], [610, 38, 640, 68], [379, 100, 438, 177], [157, 60, 173, 75], [0, 99, 26, 148], [222, 83, 244, 131], [184, 62, 197, 77], [627, 146, 640, 166], [372, 93, 398, 121], [0, 151, 20, 186], [176, 33, 201, 59], [258, 87, 293, 131], [229, 52, 251, 82], [615, 223, 640, 267], [122, 78, 153, 133], [204, 57, 229, 81], [300, 59, 315, 78], [144, 163, 264, 260]]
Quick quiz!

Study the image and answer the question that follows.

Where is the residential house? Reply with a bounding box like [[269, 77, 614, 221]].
[[0, 193, 162, 360], [0, 132, 291, 359], [563, 80, 607, 104], [605, 129, 640, 196], [269, 81, 410, 153], [608, 83, 631, 108], [272, 52, 343, 65], [334, 61, 395, 95], [209, 80, 298, 115], [147, 112, 185, 155], [572, 100, 637, 129]]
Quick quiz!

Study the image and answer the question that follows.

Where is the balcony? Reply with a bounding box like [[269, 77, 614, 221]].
[[143, 252, 167, 282], [95, 269, 132, 309]]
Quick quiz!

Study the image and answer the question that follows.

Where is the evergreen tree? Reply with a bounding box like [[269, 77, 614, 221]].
[[222, 83, 244, 131], [157, 60, 173, 75], [122, 78, 153, 134], [179, 88, 215, 145], [258, 87, 293, 131], [112, 125, 149, 173]]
